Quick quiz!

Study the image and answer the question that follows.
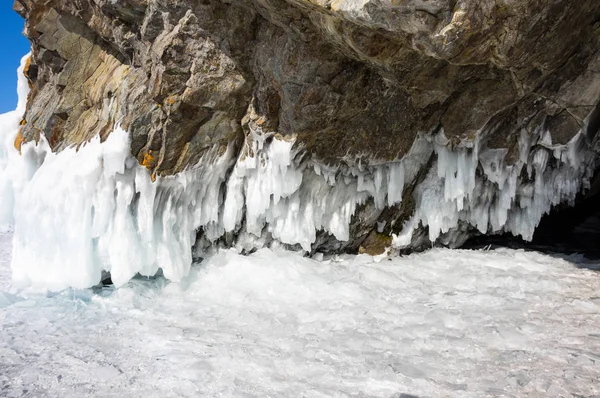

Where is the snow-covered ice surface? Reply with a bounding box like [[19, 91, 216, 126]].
[[1, 232, 599, 397]]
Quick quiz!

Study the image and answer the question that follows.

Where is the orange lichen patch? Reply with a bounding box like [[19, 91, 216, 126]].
[[141, 149, 157, 169], [23, 56, 33, 88], [23, 56, 31, 75], [20, 119, 27, 126], [273, 133, 295, 142], [14, 131, 24, 153]]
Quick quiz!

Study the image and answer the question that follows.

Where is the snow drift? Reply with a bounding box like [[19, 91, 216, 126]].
[[1, 55, 598, 289]]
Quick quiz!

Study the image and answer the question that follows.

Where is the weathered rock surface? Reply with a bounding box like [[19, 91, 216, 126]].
[[12, 0, 600, 254]]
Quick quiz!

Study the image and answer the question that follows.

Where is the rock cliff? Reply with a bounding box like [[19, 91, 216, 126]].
[[11, 0, 600, 260]]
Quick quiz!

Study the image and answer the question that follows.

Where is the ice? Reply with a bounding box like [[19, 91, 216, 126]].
[[222, 129, 432, 251], [0, 54, 33, 229], [4, 124, 234, 289], [393, 124, 598, 248], [0, 55, 242, 288], [0, 53, 598, 288], [1, 232, 599, 397], [3, 121, 598, 287], [0, 57, 598, 394], [224, 122, 596, 254], [387, 162, 405, 206]]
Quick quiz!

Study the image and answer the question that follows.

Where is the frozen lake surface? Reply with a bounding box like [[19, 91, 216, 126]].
[[1, 232, 599, 397]]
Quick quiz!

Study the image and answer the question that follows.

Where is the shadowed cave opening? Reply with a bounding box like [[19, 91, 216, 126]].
[[464, 169, 600, 261], [465, 104, 600, 261]]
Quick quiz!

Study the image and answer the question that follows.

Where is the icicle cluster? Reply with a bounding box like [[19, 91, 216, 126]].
[[1, 54, 598, 289], [5, 127, 234, 289], [221, 131, 432, 251], [393, 127, 597, 248]]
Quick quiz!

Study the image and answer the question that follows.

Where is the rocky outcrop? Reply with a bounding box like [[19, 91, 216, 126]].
[[11, 0, 600, 256]]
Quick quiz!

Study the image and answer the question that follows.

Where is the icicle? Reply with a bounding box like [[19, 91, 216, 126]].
[[387, 162, 404, 206]]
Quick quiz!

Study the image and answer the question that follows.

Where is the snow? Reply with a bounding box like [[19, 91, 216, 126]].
[[1, 232, 599, 397]]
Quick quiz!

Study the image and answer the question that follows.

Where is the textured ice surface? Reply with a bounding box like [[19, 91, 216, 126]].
[[1, 232, 599, 397], [0, 56, 236, 288]]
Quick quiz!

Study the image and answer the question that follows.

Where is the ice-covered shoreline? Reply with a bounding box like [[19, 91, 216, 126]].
[[1, 231, 599, 397]]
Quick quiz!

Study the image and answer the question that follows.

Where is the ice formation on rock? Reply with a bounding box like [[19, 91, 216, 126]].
[[1, 57, 236, 288], [0, 54, 32, 229], [393, 126, 597, 249], [8, 127, 236, 289], [222, 130, 432, 251], [0, 55, 598, 289]]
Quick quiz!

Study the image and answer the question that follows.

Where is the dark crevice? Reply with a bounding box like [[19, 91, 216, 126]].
[[585, 101, 600, 141], [464, 167, 600, 260]]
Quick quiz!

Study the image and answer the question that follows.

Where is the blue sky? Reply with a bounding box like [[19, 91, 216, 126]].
[[0, 4, 30, 113]]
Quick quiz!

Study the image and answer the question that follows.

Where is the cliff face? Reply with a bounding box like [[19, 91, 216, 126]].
[[11, 0, 600, 256]]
